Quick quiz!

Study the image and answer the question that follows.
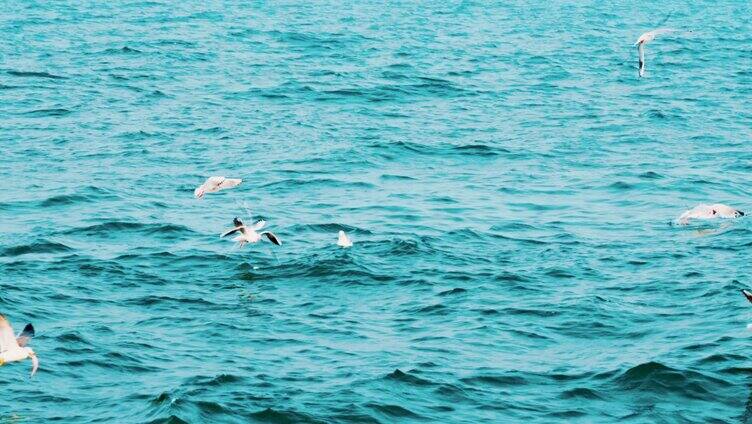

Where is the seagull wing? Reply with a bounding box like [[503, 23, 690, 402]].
[[16, 323, 34, 348], [638, 42, 645, 77], [0, 315, 19, 353], [742, 290, 752, 304], [221, 226, 244, 238], [218, 178, 242, 189], [261, 232, 282, 246], [206, 176, 226, 186], [252, 220, 266, 231], [651, 28, 676, 37], [337, 231, 352, 247], [194, 185, 206, 199], [30, 353, 38, 377]]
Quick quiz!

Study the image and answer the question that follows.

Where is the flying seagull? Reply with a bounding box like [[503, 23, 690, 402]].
[[677, 204, 744, 225], [194, 176, 242, 199], [221, 217, 281, 247], [634, 28, 676, 77], [0, 315, 38, 377], [337, 230, 353, 248]]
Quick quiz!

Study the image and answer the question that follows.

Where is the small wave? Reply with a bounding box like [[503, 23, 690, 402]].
[[63, 221, 193, 237], [385, 369, 436, 386], [460, 374, 527, 387], [40, 194, 89, 206], [256, 256, 394, 283], [287, 223, 373, 235], [8, 70, 67, 79], [438, 287, 467, 296], [414, 303, 447, 315], [379, 174, 416, 181], [364, 403, 424, 419], [125, 295, 218, 307], [146, 415, 190, 424], [607, 181, 635, 191], [183, 373, 244, 387], [22, 108, 72, 117], [560, 387, 604, 400], [453, 143, 508, 157], [260, 178, 374, 190], [1, 241, 72, 257], [639, 171, 664, 180], [615, 361, 732, 397], [103, 46, 143, 54], [249, 408, 325, 424]]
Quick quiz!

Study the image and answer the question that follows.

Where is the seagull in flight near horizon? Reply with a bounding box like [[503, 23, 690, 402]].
[[677, 203, 744, 225], [194, 176, 242, 199], [0, 315, 38, 377], [221, 217, 281, 247], [337, 230, 353, 248], [634, 28, 677, 77]]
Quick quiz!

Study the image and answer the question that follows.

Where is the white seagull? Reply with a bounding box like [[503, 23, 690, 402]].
[[221, 217, 281, 247], [677, 203, 744, 225], [337, 230, 353, 248], [194, 176, 242, 199], [634, 28, 676, 77], [0, 315, 38, 377]]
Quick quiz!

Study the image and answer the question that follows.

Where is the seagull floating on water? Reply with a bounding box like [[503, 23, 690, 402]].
[[677, 204, 744, 225], [337, 230, 353, 248], [634, 28, 677, 77], [221, 217, 281, 247], [0, 315, 38, 377], [194, 176, 242, 199]]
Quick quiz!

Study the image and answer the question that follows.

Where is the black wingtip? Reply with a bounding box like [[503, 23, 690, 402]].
[[742, 290, 752, 304], [22, 324, 34, 338], [265, 232, 282, 246]]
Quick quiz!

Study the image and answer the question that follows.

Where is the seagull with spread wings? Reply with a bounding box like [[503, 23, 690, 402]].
[[0, 315, 38, 377], [221, 217, 282, 247]]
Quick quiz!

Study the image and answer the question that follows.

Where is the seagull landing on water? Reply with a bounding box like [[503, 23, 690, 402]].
[[194, 176, 242, 199], [0, 315, 38, 377], [634, 28, 677, 77], [337, 230, 353, 248], [221, 217, 281, 247], [676, 204, 744, 225]]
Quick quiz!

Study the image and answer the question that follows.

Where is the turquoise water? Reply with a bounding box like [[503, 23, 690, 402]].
[[2, 1, 752, 422]]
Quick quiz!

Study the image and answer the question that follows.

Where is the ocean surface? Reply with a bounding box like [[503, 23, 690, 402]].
[[1, 1, 752, 422]]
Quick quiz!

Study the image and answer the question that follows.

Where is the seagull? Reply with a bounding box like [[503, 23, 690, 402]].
[[0, 315, 38, 377], [677, 204, 744, 225], [634, 28, 677, 77], [337, 230, 353, 248], [194, 176, 242, 199], [221, 217, 281, 247]]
